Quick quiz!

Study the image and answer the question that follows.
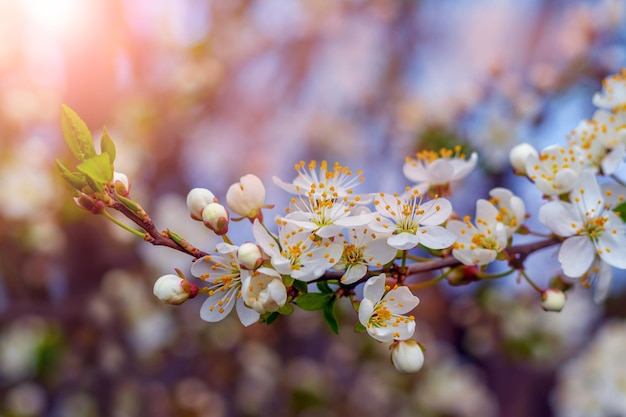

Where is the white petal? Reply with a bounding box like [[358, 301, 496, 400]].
[[335, 211, 379, 228], [553, 168, 580, 193], [363, 273, 385, 305], [593, 261, 613, 303], [571, 170, 602, 209], [602, 145, 625, 174], [538, 201, 581, 237], [559, 236, 595, 278], [362, 238, 397, 266], [341, 264, 367, 284], [418, 198, 452, 225], [199, 287, 238, 322], [417, 225, 457, 249], [388, 232, 420, 250], [367, 319, 415, 343], [384, 286, 420, 315], [358, 298, 375, 326], [236, 297, 260, 326]]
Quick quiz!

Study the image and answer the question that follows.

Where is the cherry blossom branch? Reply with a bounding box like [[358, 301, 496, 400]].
[[105, 188, 210, 259]]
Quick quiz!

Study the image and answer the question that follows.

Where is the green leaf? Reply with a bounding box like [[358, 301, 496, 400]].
[[614, 201, 626, 223], [294, 292, 333, 311], [316, 280, 333, 293], [354, 322, 366, 333], [59, 171, 88, 193], [323, 297, 339, 334], [77, 153, 113, 184], [60, 105, 97, 162], [292, 279, 308, 294], [100, 126, 116, 164]]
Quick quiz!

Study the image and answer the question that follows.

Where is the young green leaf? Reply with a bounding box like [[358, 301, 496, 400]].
[[294, 292, 333, 311], [277, 303, 294, 315], [60, 105, 97, 162], [292, 279, 308, 294], [316, 280, 333, 293], [354, 322, 366, 333], [100, 126, 116, 164], [323, 297, 339, 334], [77, 153, 113, 185]]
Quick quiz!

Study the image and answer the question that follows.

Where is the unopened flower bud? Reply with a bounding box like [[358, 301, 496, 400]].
[[509, 143, 538, 176], [74, 193, 105, 214], [243, 269, 287, 314], [202, 202, 229, 235], [238, 242, 264, 270], [153, 274, 198, 305], [541, 288, 566, 312], [186, 188, 217, 221], [226, 174, 266, 221], [390, 340, 425, 373], [112, 172, 130, 197]]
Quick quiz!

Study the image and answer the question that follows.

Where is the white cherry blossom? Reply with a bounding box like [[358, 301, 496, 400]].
[[333, 226, 397, 284], [593, 69, 626, 111], [190, 243, 259, 326], [525, 145, 585, 196], [403, 146, 478, 194], [369, 189, 457, 250], [252, 219, 342, 282], [358, 273, 420, 342], [488, 187, 526, 238], [446, 199, 508, 266], [273, 160, 366, 201], [567, 109, 626, 175], [538, 170, 626, 278], [242, 267, 287, 314]]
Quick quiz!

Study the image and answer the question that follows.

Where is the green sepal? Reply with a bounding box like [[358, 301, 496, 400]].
[[100, 126, 116, 164], [354, 322, 366, 333], [322, 297, 339, 334], [60, 105, 97, 162], [316, 280, 333, 293], [260, 311, 279, 325], [496, 251, 507, 261], [277, 303, 294, 315], [614, 201, 626, 223], [117, 194, 141, 212], [77, 153, 113, 185], [292, 279, 308, 294], [167, 229, 185, 246], [294, 292, 333, 311], [283, 275, 294, 287]]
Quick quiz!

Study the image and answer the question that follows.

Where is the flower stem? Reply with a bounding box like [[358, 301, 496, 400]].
[[406, 268, 453, 291], [102, 210, 147, 238], [520, 270, 542, 293]]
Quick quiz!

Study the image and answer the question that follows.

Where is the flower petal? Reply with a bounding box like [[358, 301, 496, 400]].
[[384, 286, 420, 315], [341, 264, 367, 284], [418, 225, 457, 249], [199, 286, 238, 322], [539, 201, 581, 237], [388, 232, 420, 250], [236, 297, 260, 326], [363, 273, 385, 305], [559, 236, 595, 278], [418, 198, 452, 225]]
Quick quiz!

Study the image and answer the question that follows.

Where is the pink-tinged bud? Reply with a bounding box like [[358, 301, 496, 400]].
[[226, 174, 266, 221], [541, 289, 566, 312], [186, 188, 217, 221], [390, 340, 425, 373], [509, 143, 538, 176], [153, 274, 198, 305], [112, 172, 130, 197], [237, 242, 264, 270], [202, 202, 229, 235], [74, 193, 105, 214]]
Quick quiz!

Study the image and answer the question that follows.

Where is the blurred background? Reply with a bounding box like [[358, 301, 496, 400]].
[[1, 0, 626, 416]]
